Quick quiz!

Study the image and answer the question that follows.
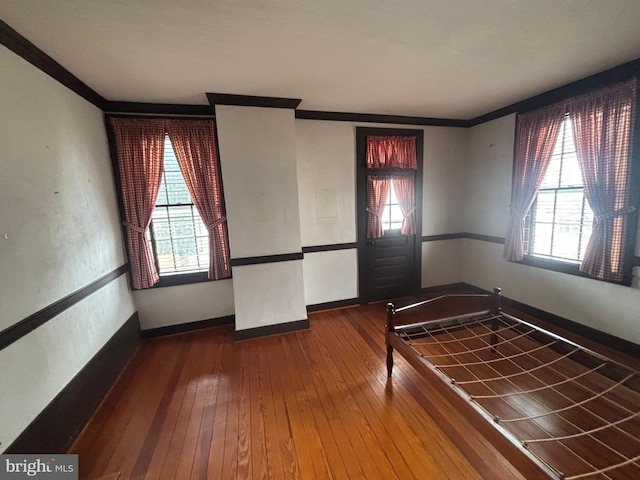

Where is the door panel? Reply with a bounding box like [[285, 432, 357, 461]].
[[366, 234, 416, 301]]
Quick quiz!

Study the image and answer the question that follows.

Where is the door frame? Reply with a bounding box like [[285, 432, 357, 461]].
[[356, 127, 424, 303]]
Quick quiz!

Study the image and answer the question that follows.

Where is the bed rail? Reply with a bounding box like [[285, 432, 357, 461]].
[[386, 288, 502, 378]]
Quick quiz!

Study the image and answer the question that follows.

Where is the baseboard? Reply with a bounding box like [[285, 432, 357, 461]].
[[140, 315, 235, 339], [234, 318, 310, 341], [306, 298, 359, 313], [6, 312, 141, 454]]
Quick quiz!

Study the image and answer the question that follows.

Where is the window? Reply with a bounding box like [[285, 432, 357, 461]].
[[108, 117, 230, 289], [526, 116, 595, 262], [381, 181, 404, 233], [149, 136, 210, 275], [505, 79, 637, 284]]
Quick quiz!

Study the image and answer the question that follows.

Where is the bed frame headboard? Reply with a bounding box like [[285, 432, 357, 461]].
[[385, 288, 502, 378]]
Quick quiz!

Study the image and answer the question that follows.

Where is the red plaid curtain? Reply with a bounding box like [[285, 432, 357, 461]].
[[108, 118, 165, 289], [504, 103, 567, 261], [393, 176, 416, 235], [366, 136, 417, 169], [166, 120, 231, 280], [570, 80, 637, 282], [366, 176, 391, 238]]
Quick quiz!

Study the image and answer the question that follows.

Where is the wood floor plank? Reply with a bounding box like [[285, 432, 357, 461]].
[[70, 301, 596, 480], [321, 310, 467, 480], [256, 338, 293, 480]]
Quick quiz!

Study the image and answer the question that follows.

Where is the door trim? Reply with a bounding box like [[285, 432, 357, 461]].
[[356, 127, 424, 303]]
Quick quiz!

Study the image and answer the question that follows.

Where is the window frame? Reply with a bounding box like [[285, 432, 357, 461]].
[[523, 115, 594, 266], [106, 114, 230, 290], [147, 135, 211, 284]]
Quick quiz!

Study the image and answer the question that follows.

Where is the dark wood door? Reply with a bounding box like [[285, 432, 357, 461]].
[[365, 233, 416, 301], [356, 127, 423, 303]]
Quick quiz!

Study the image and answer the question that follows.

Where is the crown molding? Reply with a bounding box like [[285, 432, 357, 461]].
[[295, 109, 469, 127], [103, 101, 214, 117], [468, 56, 640, 126], [207, 93, 302, 109], [0, 19, 106, 108]]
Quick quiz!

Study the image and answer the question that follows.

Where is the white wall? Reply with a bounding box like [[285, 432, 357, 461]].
[[462, 114, 640, 344], [216, 105, 302, 258], [133, 279, 234, 330], [303, 250, 358, 305], [0, 46, 136, 450], [296, 120, 357, 247], [216, 105, 306, 330], [463, 114, 515, 236], [422, 127, 468, 235]]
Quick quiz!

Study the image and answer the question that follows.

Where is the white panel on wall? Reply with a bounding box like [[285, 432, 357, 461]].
[[133, 279, 235, 330], [464, 114, 515, 237], [422, 127, 468, 235], [421, 239, 464, 287], [296, 119, 356, 246], [303, 249, 358, 306], [232, 261, 307, 330], [215, 105, 302, 258]]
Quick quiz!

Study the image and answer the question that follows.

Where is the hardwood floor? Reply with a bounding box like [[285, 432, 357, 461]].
[[70, 302, 530, 480]]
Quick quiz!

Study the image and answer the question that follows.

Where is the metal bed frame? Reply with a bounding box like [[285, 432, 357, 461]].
[[385, 288, 640, 480]]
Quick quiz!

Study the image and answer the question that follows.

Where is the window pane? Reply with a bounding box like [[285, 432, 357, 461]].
[[540, 155, 561, 189], [559, 151, 582, 187], [381, 182, 401, 232], [150, 135, 210, 275], [527, 116, 596, 264], [531, 223, 552, 255], [552, 224, 581, 259], [554, 190, 584, 225], [535, 191, 556, 223], [390, 204, 403, 223]]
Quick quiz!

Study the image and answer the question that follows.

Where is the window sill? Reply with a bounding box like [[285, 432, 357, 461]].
[[133, 271, 231, 290], [515, 255, 631, 286]]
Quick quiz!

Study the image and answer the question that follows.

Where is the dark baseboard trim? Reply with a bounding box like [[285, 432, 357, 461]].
[[469, 56, 640, 126], [234, 318, 310, 341], [302, 243, 357, 253], [140, 315, 235, 339], [421, 232, 506, 244], [230, 252, 303, 267], [0, 20, 106, 108], [103, 101, 214, 117], [0, 264, 129, 352], [6, 312, 140, 454], [306, 298, 359, 313], [295, 109, 469, 127], [458, 282, 640, 359], [207, 93, 302, 109]]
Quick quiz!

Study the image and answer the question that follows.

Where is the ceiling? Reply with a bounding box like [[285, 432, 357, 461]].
[[2, 0, 640, 120]]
